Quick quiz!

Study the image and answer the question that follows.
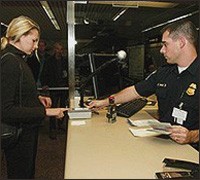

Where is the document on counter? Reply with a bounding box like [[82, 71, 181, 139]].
[[128, 118, 171, 130], [127, 118, 160, 127], [147, 121, 171, 132], [129, 127, 162, 137], [128, 118, 171, 137]]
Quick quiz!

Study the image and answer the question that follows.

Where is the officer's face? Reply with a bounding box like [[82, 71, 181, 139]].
[[160, 31, 180, 64]]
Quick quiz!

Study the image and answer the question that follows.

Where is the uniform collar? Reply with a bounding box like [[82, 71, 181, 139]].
[[172, 57, 199, 75], [185, 57, 199, 75]]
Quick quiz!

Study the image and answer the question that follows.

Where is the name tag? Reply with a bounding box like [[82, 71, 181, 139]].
[[172, 107, 187, 125], [157, 83, 167, 87]]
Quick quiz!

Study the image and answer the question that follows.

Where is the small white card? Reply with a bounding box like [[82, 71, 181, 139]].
[[71, 121, 86, 126]]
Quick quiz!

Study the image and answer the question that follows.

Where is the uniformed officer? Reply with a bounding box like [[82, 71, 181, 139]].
[[88, 20, 199, 150]]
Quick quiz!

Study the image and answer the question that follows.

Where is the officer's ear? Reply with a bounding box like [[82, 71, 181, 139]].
[[178, 36, 186, 49]]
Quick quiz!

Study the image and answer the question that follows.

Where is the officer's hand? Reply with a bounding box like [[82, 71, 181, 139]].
[[87, 99, 108, 111], [168, 125, 189, 144]]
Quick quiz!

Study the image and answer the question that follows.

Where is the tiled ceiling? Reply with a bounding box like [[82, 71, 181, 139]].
[[1, 1, 199, 53]]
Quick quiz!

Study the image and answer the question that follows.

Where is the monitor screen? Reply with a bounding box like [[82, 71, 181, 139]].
[[89, 53, 123, 99]]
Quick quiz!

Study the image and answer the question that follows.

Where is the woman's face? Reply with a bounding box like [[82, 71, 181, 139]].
[[16, 29, 39, 55]]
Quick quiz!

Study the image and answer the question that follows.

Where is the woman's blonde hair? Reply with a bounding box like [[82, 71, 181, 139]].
[[1, 15, 40, 50]]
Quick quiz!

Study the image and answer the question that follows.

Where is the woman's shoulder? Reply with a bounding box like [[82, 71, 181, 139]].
[[1, 51, 22, 72], [1, 44, 26, 60], [1, 52, 18, 63]]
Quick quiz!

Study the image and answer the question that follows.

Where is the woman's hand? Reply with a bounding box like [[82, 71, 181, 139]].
[[38, 95, 52, 108], [46, 108, 68, 119]]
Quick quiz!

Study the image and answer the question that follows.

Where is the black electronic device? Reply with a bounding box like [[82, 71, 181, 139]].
[[155, 158, 200, 179], [90, 51, 127, 99], [116, 98, 148, 118], [163, 158, 199, 171], [155, 171, 194, 179], [79, 50, 127, 107]]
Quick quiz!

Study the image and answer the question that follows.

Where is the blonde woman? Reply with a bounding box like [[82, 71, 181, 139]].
[[1, 15, 68, 179]]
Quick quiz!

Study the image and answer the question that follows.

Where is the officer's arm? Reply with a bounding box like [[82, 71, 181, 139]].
[[88, 85, 142, 109], [187, 129, 199, 143], [112, 85, 142, 104]]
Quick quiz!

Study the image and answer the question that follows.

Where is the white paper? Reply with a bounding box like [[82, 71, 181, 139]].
[[148, 121, 171, 130], [127, 118, 160, 127], [129, 127, 161, 137], [71, 121, 86, 126], [147, 129, 171, 135]]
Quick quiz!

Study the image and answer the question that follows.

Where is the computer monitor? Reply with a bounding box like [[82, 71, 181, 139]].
[[88, 53, 123, 99]]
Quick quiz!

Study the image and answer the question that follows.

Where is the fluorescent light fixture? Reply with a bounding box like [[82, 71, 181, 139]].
[[142, 10, 199, 32], [112, 4, 138, 8], [40, 1, 60, 30], [112, 8, 128, 21], [90, 1, 177, 8], [75, 1, 88, 4]]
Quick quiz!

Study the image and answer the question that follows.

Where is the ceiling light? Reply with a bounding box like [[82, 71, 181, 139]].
[[112, 4, 138, 8], [89, 1, 178, 8], [112, 2, 139, 8], [142, 10, 199, 32], [40, 1, 60, 30], [75, 1, 88, 4], [112, 8, 128, 21]]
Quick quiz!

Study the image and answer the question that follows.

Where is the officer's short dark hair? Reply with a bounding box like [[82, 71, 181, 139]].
[[161, 20, 198, 48]]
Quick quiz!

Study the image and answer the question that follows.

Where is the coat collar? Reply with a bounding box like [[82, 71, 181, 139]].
[[2, 44, 29, 61]]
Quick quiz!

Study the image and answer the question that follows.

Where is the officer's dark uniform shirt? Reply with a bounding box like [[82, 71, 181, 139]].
[[135, 58, 199, 130]]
